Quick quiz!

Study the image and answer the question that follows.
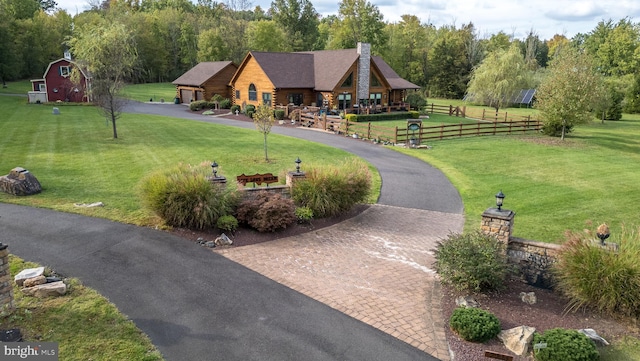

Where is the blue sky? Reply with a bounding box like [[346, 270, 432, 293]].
[[56, 0, 640, 40]]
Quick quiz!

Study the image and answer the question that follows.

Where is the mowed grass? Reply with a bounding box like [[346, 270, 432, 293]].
[[1, 255, 164, 361], [0, 95, 380, 226], [120, 82, 177, 103], [0, 80, 32, 94], [394, 114, 640, 243]]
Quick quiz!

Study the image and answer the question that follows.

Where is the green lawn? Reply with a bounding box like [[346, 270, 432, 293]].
[[394, 115, 640, 243], [1, 256, 164, 361], [0, 95, 380, 225], [0, 80, 31, 95], [120, 82, 177, 103]]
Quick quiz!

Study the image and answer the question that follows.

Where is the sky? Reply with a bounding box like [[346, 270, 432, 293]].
[[55, 0, 640, 40]]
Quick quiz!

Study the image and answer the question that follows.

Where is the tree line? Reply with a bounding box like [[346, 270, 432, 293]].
[[1, 0, 639, 113]]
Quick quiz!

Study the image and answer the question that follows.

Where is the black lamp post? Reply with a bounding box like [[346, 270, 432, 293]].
[[495, 190, 505, 211], [295, 157, 302, 174], [211, 160, 219, 178], [342, 91, 348, 111]]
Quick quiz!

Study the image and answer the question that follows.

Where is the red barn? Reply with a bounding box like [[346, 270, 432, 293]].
[[29, 55, 92, 103]]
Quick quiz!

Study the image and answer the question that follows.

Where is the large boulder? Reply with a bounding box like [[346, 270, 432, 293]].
[[21, 281, 67, 298], [498, 325, 536, 356], [0, 167, 42, 196], [14, 267, 45, 286]]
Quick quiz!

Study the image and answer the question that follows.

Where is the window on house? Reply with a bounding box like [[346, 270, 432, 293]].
[[236, 90, 240, 100], [337, 93, 352, 109], [38, 84, 46, 92], [371, 73, 381, 87], [288, 93, 303, 105], [369, 93, 382, 105], [59, 66, 70, 77], [340, 73, 353, 88], [262, 92, 271, 106], [248, 84, 257, 101]]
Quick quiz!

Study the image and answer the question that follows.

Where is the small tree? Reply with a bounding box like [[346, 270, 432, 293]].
[[253, 104, 275, 161], [68, 21, 137, 139], [535, 46, 601, 140], [466, 43, 532, 113]]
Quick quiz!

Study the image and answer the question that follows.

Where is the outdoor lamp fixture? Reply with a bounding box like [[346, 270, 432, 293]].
[[211, 160, 219, 178], [495, 190, 505, 211], [295, 157, 302, 173]]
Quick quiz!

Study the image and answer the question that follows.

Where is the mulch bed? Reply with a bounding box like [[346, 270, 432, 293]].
[[442, 278, 639, 360]]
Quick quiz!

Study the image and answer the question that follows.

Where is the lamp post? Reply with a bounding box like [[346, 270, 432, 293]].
[[295, 157, 302, 174], [342, 91, 348, 112], [495, 190, 505, 211], [211, 160, 219, 178]]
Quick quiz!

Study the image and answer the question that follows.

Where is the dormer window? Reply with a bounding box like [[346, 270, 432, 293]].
[[59, 66, 70, 77]]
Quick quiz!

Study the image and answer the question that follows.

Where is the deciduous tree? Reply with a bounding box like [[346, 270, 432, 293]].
[[253, 104, 275, 161], [269, 0, 319, 51], [466, 44, 532, 112], [535, 47, 601, 140], [67, 21, 138, 139]]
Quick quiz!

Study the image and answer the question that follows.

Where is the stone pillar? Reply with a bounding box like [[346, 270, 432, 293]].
[[286, 171, 306, 187], [481, 208, 515, 245], [0, 243, 15, 317]]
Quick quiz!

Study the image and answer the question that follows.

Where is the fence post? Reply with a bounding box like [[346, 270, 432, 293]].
[[394, 126, 398, 144], [367, 122, 372, 139], [505, 112, 508, 122], [482, 109, 486, 120], [440, 123, 444, 140], [494, 121, 497, 135], [462, 106, 466, 118]]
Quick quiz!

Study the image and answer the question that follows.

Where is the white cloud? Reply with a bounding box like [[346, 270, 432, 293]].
[[53, 0, 638, 40]]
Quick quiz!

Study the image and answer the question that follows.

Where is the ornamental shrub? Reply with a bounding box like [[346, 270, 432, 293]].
[[274, 109, 285, 120], [236, 192, 296, 232], [449, 307, 500, 342], [231, 105, 241, 114], [405, 91, 427, 110], [139, 163, 239, 230], [291, 159, 371, 218], [244, 104, 255, 113], [190, 100, 209, 111], [219, 98, 231, 109], [246, 110, 254, 118], [216, 215, 238, 233], [294, 206, 314, 224], [433, 231, 509, 292], [553, 226, 640, 318], [533, 328, 599, 361]]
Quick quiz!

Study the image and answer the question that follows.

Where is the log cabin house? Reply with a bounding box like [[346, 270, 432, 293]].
[[229, 43, 420, 111], [172, 61, 238, 103]]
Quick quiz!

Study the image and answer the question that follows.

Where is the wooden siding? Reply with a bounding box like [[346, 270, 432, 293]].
[[273, 88, 316, 106], [45, 59, 88, 103], [202, 64, 236, 100], [232, 56, 275, 108]]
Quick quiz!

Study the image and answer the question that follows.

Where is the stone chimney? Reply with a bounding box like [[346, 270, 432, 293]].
[[356, 42, 371, 104]]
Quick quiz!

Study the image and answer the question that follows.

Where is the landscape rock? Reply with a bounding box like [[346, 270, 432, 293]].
[[455, 296, 479, 308], [579, 328, 610, 346], [0, 167, 42, 196], [205, 241, 216, 248], [23, 275, 46, 288], [498, 325, 536, 356], [14, 267, 45, 286], [21, 281, 67, 298], [520, 291, 537, 305], [214, 233, 233, 247]]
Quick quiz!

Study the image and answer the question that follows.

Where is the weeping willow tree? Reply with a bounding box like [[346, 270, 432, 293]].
[[466, 43, 532, 113], [68, 21, 138, 139]]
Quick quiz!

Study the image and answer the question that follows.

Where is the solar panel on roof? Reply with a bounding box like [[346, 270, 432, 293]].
[[522, 89, 536, 104]]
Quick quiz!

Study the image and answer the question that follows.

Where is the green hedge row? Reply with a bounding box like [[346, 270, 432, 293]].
[[345, 111, 419, 122]]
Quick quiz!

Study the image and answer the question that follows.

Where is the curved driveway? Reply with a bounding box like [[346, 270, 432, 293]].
[[2, 102, 464, 361]]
